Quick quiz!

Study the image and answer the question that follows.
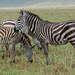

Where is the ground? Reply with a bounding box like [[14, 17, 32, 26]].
[[0, 8, 75, 75]]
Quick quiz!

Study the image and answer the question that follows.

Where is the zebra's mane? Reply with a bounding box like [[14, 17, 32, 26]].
[[21, 10, 43, 21], [20, 10, 75, 26], [23, 11, 55, 24], [20, 10, 56, 24], [22, 33, 32, 46]]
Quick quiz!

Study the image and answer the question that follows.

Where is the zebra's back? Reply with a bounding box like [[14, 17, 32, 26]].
[[52, 20, 75, 45], [36, 20, 75, 45], [1, 19, 16, 27], [0, 26, 20, 44]]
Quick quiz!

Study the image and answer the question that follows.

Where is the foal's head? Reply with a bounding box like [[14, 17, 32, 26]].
[[22, 33, 35, 63]]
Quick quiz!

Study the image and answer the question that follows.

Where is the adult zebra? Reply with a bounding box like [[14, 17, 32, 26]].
[[14, 10, 75, 65]]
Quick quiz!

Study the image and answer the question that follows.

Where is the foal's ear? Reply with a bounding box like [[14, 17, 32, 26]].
[[20, 10, 23, 15], [31, 45, 35, 49]]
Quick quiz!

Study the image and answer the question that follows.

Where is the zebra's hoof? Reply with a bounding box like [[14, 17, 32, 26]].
[[29, 59, 33, 63], [19, 53, 21, 56], [9, 55, 10, 57], [13, 60, 15, 63], [2, 56, 4, 59], [9, 61, 12, 64], [46, 60, 50, 66], [47, 62, 49, 66], [38, 47, 42, 50]]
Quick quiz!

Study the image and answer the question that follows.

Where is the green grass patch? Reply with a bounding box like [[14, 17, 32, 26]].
[[0, 8, 75, 75]]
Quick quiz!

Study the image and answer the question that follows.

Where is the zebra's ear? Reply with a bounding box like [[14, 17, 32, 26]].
[[20, 10, 23, 15]]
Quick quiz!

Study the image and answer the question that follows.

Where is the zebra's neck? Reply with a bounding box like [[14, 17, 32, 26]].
[[21, 35, 26, 46], [26, 13, 42, 34], [20, 33, 31, 47]]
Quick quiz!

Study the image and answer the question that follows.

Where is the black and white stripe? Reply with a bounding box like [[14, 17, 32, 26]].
[[1, 19, 16, 27], [0, 19, 24, 57], [0, 25, 33, 63], [15, 10, 75, 65]]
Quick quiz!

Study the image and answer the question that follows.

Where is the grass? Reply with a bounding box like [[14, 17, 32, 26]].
[[0, 8, 75, 75]]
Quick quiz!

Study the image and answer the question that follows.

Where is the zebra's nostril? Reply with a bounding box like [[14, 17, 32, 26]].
[[14, 27, 19, 32]]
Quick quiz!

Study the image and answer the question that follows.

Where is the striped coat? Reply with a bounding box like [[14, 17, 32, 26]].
[[0, 19, 26, 58], [0, 26, 33, 63], [14, 10, 75, 65]]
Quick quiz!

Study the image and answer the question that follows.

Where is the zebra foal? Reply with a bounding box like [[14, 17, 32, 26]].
[[0, 19, 16, 58], [2, 19, 42, 50], [0, 19, 27, 58], [14, 10, 75, 65], [0, 26, 34, 63]]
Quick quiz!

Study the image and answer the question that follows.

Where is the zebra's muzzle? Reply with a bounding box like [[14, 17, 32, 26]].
[[14, 27, 19, 32]]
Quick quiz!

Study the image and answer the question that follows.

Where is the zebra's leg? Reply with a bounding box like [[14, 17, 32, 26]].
[[12, 44, 15, 63], [5, 45, 10, 57], [19, 44, 22, 55], [9, 44, 15, 63], [33, 38, 42, 50], [5, 45, 9, 51], [41, 43, 49, 65], [1, 45, 5, 59]]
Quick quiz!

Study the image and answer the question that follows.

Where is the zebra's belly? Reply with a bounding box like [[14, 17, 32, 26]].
[[0, 40, 11, 45], [0, 37, 16, 45], [49, 38, 68, 45]]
